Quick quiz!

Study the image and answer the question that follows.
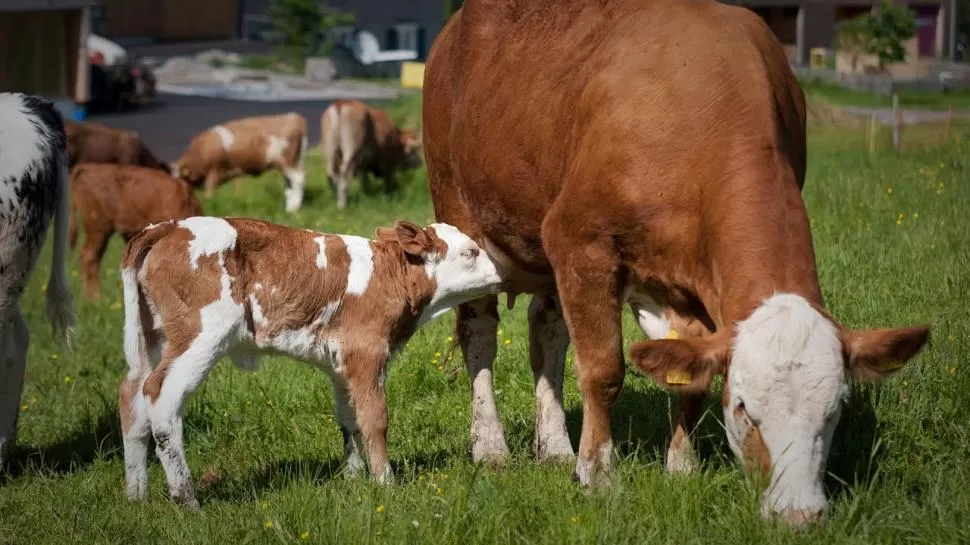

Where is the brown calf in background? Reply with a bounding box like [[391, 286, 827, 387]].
[[69, 163, 202, 299], [66, 120, 167, 171], [321, 99, 422, 209]]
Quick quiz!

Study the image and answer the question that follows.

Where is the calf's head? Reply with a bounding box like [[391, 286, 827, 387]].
[[398, 129, 423, 170], [377, 221, 502, 325], [630, 293, 930, 527]]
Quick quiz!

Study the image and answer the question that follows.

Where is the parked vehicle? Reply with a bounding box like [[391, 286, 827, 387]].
[[86, 34, 157, 113]]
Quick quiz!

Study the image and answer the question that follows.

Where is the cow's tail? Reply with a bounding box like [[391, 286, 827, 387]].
[[47, 151, 76, 349], [321, 103, 342, 179], [121, 221, 176, 375]]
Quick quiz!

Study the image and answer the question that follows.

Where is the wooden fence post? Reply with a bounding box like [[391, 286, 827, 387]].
[[945, 106, 953, 143], [891, 93, 901, 152], [868, 113, 878, 156]]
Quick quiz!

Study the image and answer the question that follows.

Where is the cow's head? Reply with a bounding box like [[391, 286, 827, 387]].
[[169, 160, 201, 184], [630, 293, 930, 527], [376, 221, 502, 326], [399, 129, 423, 169]]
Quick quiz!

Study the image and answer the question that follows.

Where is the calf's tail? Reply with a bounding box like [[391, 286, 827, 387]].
[[121, 222, 177, 374]]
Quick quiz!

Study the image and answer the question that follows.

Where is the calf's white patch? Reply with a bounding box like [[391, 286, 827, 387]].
[[178, 217, 238, 270]]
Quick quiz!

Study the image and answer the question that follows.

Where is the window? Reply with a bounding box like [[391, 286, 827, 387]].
[[395, 23, 419, 53]]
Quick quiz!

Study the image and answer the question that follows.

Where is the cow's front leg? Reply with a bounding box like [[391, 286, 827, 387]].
[[528, 294, 575, 463], [282, 167, 306, 213], [343, 348, 393, 483], [543, 216, 624, 488], [203, 170, 222, 199], [457, 296, 509, 466]]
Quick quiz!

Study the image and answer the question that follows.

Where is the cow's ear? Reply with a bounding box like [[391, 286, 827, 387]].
[[841, 325, 930, 381], [629, 331, 730, 394], [394, 220, 435, 256]]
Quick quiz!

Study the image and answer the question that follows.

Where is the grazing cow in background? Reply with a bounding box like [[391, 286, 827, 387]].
[[65, 120, 167, 171], [68, 163, 202, 299], [0, 93, 75, 469], [321, 99, 422, 209], [423, 0, 930, 527], [170, 113, 308, 212], [118, 216, 503, 508]]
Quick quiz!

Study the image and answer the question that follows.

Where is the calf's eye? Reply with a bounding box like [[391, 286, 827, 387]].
[[461, 248, 479, 259]]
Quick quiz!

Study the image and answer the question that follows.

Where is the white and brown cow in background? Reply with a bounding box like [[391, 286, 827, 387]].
[[0, 93, 76, 470], [170, 113, 308, 212], [65, 120, 167, 171], [118, 216, 503, 507], [423, 0, 931, 527], [321, 99, 422, 209]]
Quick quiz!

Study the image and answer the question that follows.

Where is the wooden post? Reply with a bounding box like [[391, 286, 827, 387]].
[[891, 93, 901, 152], [945, 106, 953, 143], [868, 113, 878, 156]]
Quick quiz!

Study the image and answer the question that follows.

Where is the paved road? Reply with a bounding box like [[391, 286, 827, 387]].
[[88, 92, 349, 162]]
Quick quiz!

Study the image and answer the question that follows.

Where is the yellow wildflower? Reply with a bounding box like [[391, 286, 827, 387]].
[[434, 352, 441, 358], [570, 515, 581, 524], [264, 520, 274, 529], [300, 531, 310, 540], [886, 187, 893, 194], [63, 375, 73, 384], [261, 500, 271, 510], [376, 505, 385, 514], [435, 487, 444, 495], [503, 339, 512, 346], [446, 336, 454, 343]]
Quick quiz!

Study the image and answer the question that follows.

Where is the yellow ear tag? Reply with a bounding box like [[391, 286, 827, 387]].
[[665, 369, 693, 385], [665, 329, 680, 340], [181, 166, 190, 177]]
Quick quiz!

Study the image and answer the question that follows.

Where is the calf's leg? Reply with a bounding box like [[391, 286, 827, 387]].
[[528, 294, 575, 463], [0, 308, 28, 470], [120, 365, 152, 500], [457, 296, 509, 465], [543, 212, 624, 488], [332, 378, 367, 479], [80, 225, 111, 300], [342, 348, 392, 483]]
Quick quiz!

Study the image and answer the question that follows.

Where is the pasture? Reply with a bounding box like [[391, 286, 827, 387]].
[[1, 95, 968, 544]]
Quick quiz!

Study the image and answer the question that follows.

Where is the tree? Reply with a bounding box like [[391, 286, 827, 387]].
[[834, 1, 916, 72], [268, 0, 354, 65]]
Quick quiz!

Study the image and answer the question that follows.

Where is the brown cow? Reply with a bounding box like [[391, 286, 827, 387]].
[[170, 113, 308, 212], [117, 216, 503, 507], [69, 163, 202, 299], [423, 0, 930, 527], [65, 120, 167, 171], [321, 99, 422, 209]]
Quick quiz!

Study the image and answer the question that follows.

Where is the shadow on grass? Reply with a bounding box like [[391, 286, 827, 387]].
[[824, 385, 884, 499], [6, 408, 122, 480]]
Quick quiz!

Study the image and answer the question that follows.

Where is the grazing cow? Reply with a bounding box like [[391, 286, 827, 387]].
[[170, 113, 308, 212], [321, 99, 423, 209], [0, 93, 75, 469], [68, 163, 202, 300], [118, 216, 503, 507], [65, 120, 167, 171], [423, 0, 930, 526]]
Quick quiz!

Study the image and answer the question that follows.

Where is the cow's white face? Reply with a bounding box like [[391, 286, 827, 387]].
[[723, 294, 845, 526], [630, 292, 930, 528]]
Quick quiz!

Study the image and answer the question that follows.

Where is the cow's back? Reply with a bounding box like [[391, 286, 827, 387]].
[[425, 0, 806, 276]]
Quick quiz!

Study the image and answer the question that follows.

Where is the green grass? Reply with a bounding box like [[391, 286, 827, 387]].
[[2, 98, 969, 544], [800, 76, 970, 111]]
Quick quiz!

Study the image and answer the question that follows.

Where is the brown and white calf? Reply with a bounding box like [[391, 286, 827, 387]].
[[119, 216, 502, 507], [170, 113, 308, 212], [65, 120, 167, 171], [0, 93, 75, 469], [321, 99, 422, 209], [424, 0, 931, 526], [68, 163, 202, 299]]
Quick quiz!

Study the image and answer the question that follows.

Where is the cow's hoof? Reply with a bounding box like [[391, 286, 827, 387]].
[[572, 441, 616, 488], [664, 442, 700, 475]]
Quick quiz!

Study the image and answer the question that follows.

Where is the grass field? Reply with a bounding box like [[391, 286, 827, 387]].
[[1, 97, 969, 545]]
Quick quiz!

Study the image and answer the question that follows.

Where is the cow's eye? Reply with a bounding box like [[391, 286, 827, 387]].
[[461, 248, 478, 259]]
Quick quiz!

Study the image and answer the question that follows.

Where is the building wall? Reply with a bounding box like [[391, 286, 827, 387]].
[[98, 0, 239, 42], [0, 8, 87, 103]]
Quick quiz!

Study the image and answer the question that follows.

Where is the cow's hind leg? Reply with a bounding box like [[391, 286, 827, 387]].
[[144, 341, 223, 508], [528, 294, 575, 463], [457, 296, 509, 466], [542, 212, 624, 488], [0, 308, 28, 471]]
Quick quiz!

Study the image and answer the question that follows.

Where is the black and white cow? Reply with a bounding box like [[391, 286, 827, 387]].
[[0, 92, 75, 469]]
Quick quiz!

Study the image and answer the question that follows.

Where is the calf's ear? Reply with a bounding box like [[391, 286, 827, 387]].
[[375, 226, 398, 244], [394, 220, 436, 257], [629, 332, 731, 395], [841, 325, 930, 381]]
